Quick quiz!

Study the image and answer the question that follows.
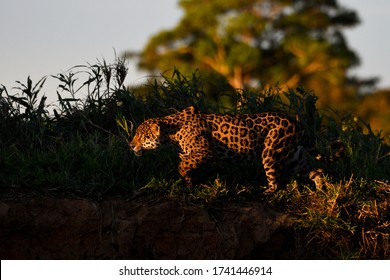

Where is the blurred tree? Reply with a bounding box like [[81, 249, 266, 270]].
[[356, 89, 390, 141], [128, 0, 376, 110]]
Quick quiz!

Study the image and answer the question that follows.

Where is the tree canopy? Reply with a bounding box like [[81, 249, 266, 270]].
[[130, 0, 375, 110]]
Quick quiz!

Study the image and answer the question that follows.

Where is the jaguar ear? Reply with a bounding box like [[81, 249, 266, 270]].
[[150, 122, 160, 135]]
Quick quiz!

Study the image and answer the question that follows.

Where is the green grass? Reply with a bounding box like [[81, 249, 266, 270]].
[[1, 57, 389, 259]]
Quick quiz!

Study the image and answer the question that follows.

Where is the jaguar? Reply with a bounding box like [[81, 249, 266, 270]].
[[129, 106, 344, 193]]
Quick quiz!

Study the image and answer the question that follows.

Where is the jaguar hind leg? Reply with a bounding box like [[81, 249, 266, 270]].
[[290, 145, 325, 189], [263, 168, 279, 193], [261, 133, 294, 194], [262, 148, 283, 194], [308, 168, 324, 189], [263, 160, 292, 194]]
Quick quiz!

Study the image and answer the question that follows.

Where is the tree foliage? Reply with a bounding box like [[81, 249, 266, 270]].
[[356, 89, 390, 139], [131, 0, 375, 110]]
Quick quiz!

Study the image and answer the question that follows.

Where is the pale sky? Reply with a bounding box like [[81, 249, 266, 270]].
[[1, 0, 389, 104]]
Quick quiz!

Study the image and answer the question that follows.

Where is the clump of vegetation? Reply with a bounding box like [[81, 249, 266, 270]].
[[0, 58, 388, 259]]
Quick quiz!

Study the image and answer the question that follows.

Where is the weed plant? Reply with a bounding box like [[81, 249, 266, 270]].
[[0, 57, 389, 259]]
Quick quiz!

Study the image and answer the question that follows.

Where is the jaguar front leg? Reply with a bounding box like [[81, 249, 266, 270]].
[[178, 152, 212, 187], [178, 155, 197, 187], [178, 155, 193, 187], [176, 129, 213, 187]]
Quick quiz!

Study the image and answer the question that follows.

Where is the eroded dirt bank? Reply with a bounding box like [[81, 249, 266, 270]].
[[0, 197, 294, 259]]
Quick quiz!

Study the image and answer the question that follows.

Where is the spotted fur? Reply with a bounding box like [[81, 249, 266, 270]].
[[130, 106, 344, 193]]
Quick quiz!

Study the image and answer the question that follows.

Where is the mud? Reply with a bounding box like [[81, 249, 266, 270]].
[[0, 197, 294, 259]]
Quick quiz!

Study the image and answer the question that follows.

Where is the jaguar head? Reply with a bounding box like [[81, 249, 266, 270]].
[[129, 120, 161, 156]]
